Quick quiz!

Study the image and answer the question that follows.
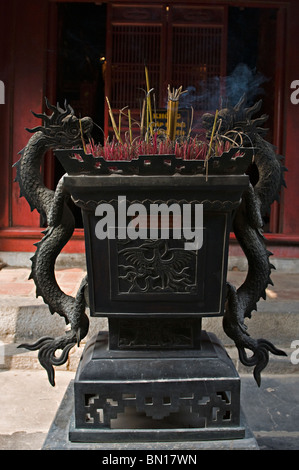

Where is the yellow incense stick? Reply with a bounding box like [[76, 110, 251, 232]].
[[140, 99, 146, 138], [166, 85, 184, 141], [118, 111, 122, 137], [167, 99, 179, 141], [205, 109, 219, 180], [145, 65, 153, 136], [187, 106, 194, 139], [206, 109, 218, 160], [79, 119, 87, 153], [128, 109, 132, 143], [106, 96, 123, 143]]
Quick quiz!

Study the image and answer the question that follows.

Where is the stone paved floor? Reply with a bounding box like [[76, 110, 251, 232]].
[[1, 370, 299, 450], [0, 266, 86, 297], [0, 265, 299, 450]]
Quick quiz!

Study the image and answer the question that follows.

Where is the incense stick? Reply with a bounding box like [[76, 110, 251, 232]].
[[140, 99, 146, 138], [79, 119, 87, 153], [145, 64, 153, 137], [106, 96, 123, 144], [205, 109, 219, 181], [128, 109, 132, 144], [166, 85, 187, 141]]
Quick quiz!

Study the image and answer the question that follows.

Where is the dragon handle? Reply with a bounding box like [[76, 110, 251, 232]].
[[14, 99, 93, 385], [202, 95, 287, 385]]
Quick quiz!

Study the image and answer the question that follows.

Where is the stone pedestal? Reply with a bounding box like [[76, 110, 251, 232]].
[[68, 330, 246, 443], [42, 330, 259, 450]]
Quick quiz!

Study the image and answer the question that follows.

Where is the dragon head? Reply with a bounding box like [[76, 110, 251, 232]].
[[26, 98, 93, 149], [202, 94, 269, 140]]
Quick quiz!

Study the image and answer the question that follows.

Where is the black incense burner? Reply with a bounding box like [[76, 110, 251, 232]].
[[15, 98, 286, 443]]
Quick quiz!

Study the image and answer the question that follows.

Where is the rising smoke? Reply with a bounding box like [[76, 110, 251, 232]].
[[225, 63, 268, 106], [179, 63, 269, 111]]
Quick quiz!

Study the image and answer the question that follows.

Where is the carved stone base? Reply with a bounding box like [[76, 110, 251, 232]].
[[69, 330, 245, 443]]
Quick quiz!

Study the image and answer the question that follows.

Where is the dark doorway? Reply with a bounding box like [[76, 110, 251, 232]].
[[227, 7, 277, 143], [56, 2, 106, 135], [227, 6, 279, 231], [55, 2, 107, 226]]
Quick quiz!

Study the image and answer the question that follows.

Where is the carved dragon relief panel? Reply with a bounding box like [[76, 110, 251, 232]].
[[116, 238, 197, 295]]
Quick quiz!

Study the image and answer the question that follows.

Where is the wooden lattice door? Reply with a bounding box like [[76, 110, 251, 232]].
[[105, 3, 227, 137]]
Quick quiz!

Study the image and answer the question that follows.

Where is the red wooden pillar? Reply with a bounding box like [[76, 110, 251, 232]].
[[11, 0, 49, 228], [0, 0, 87, 254], [0, 1, 13, 230], [0, 0, 49, 251], [282, 0, 299, 234]]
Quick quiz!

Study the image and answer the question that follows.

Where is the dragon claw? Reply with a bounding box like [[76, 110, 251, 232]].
[[19, 335, 77, 386], [238, 339, 287, 387]]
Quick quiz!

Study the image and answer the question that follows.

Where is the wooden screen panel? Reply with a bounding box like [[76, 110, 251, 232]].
[[171, 26, 223, 110], [169, 5, 226, 112], [106, 4, 227, 136], [110, 24, 162, 110]]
